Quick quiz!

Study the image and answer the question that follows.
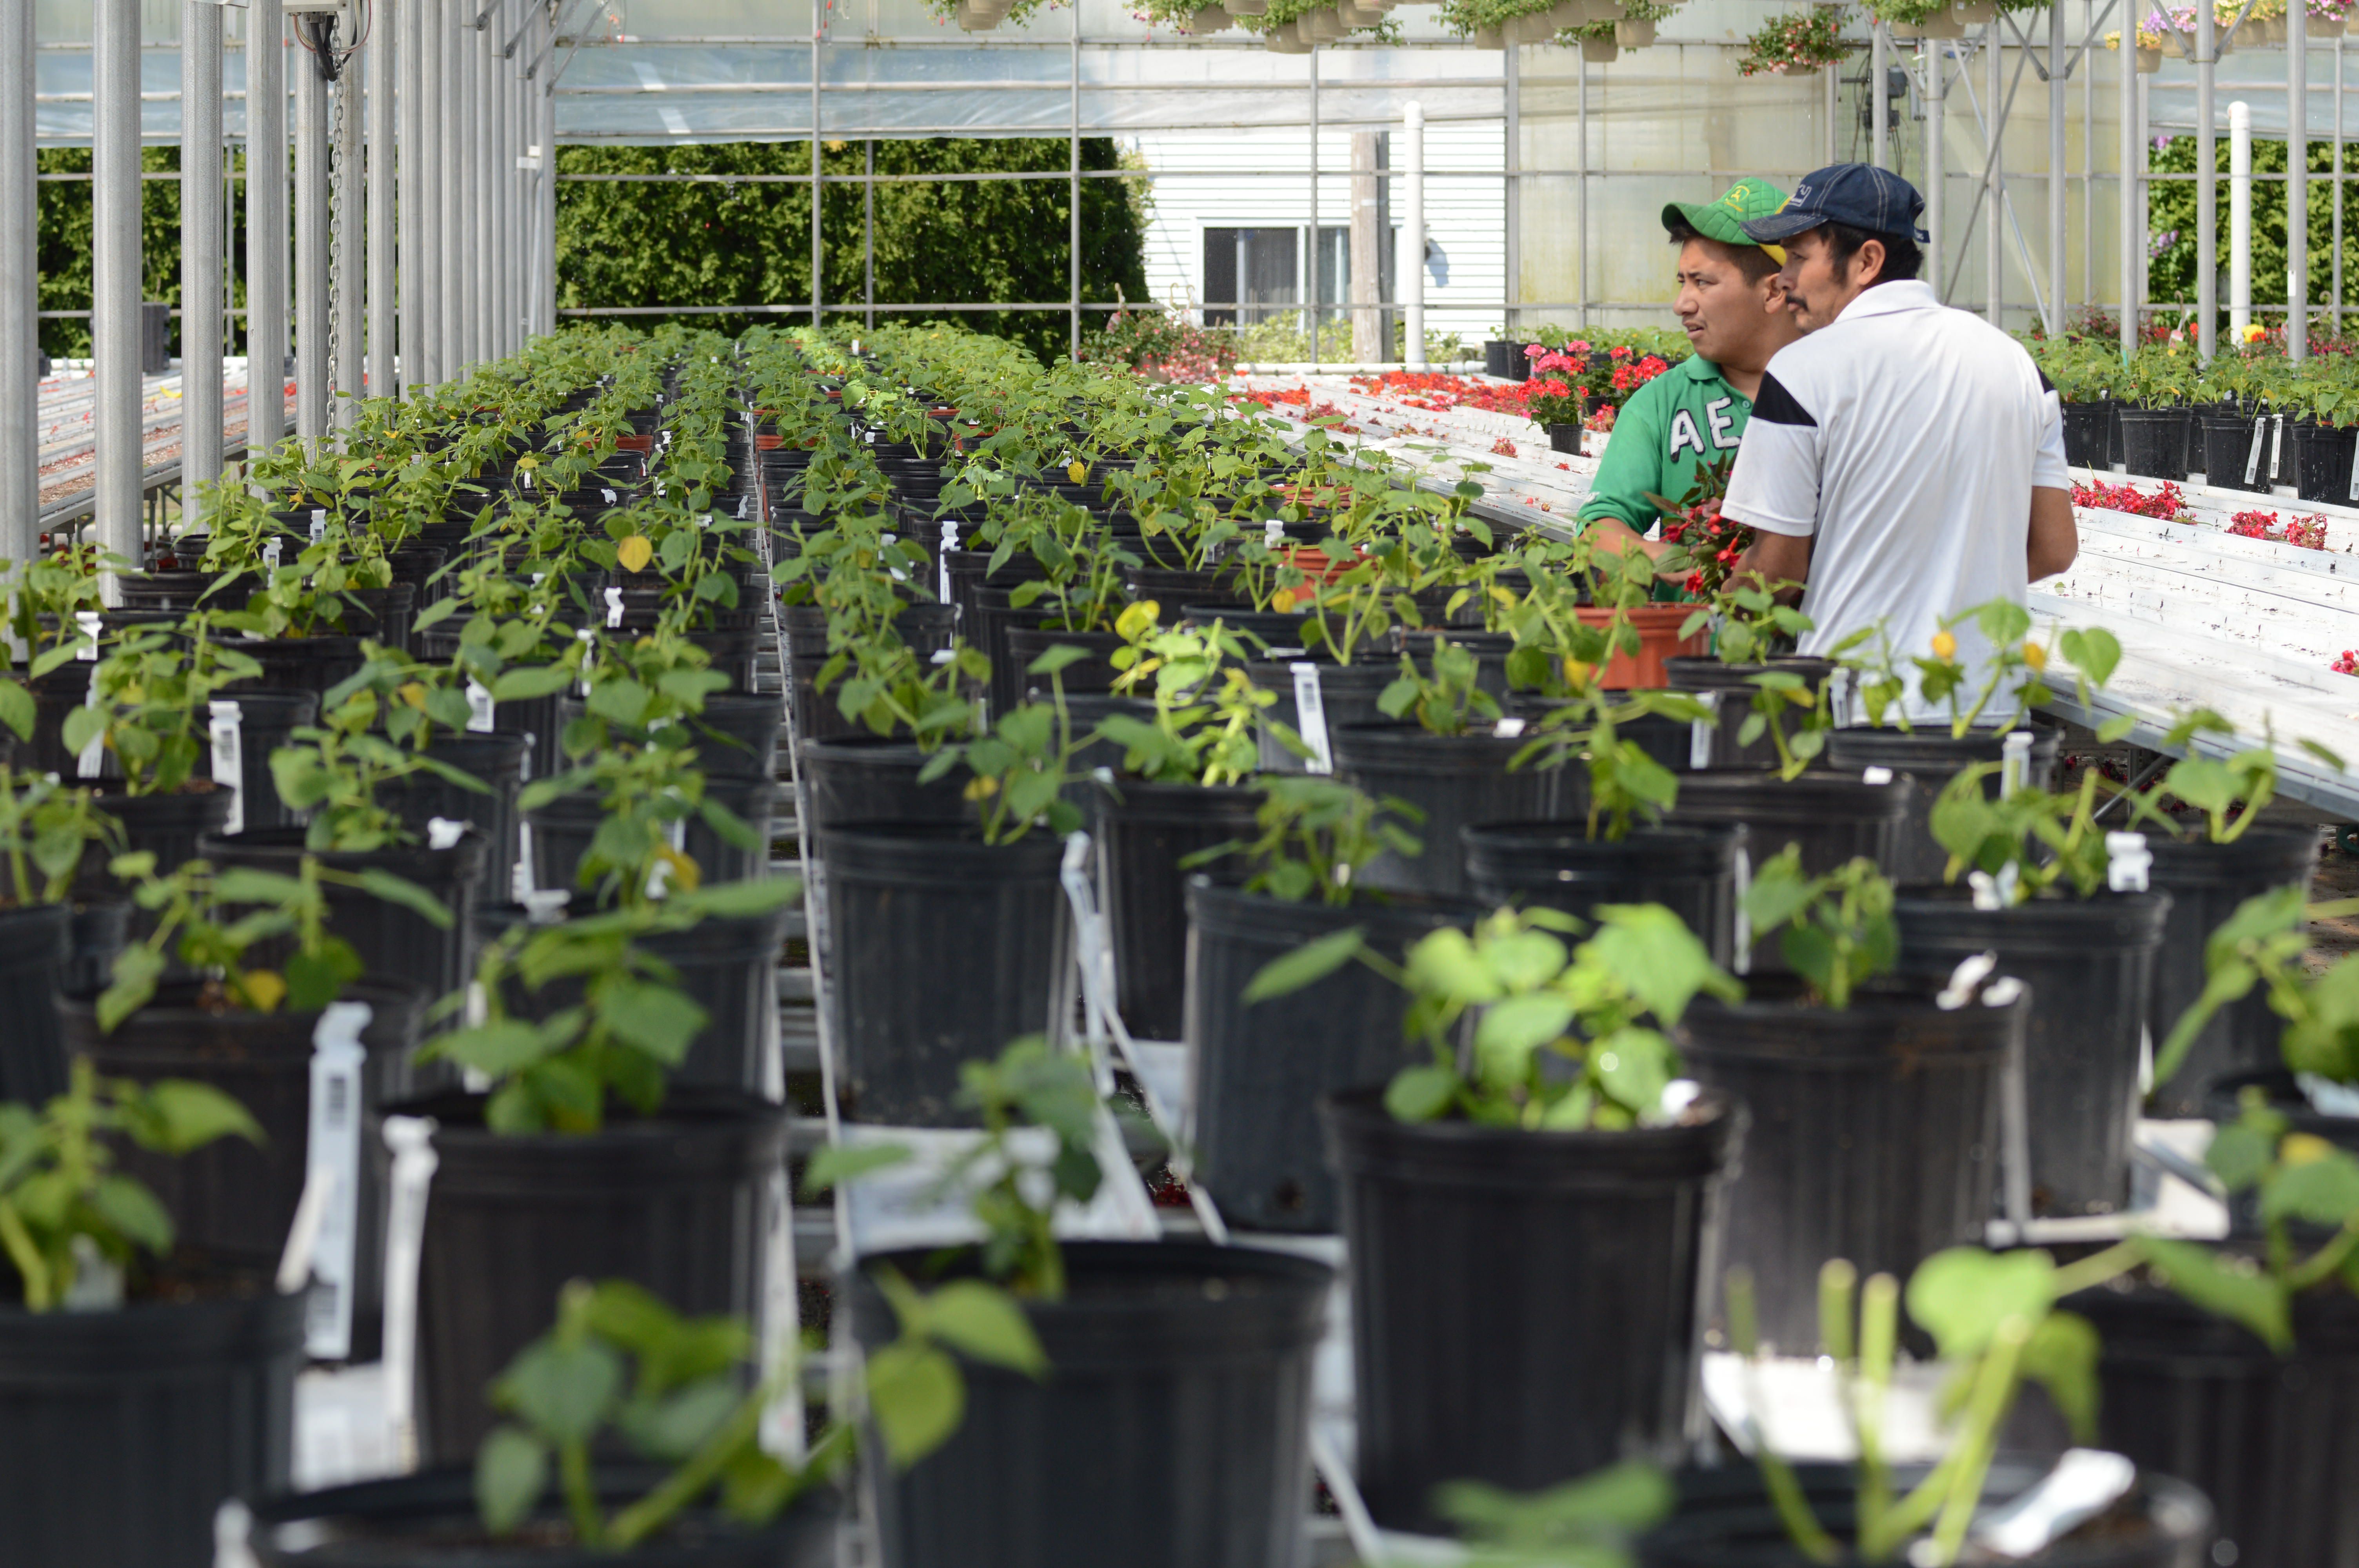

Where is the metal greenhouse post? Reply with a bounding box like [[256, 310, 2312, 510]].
[[2198, 0, 2216, 358], [401, 0, 425, 393], [369, 0, 395, 401], [416, 0, 442, 385], [2050, 3, 2066, 329], [1988, 21, 2004, 326], [185, 0, 227, 495], [2232, 99, 2253, 336], [2121, 3, 2139, 355], [1, 0, 36, 564], [293, 11, 330, 449], [336, 36, 363, 428], [1403, 100, 1425, 371], [441, 0, 465, 377], [1873, 22, 1889, 169], [2290, 0, 2309, 358], [251, 0, 289, 447], [93, 0, 144, 579]]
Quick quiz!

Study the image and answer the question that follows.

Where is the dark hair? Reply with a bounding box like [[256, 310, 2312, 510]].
[[1665, 218, 1783, 285], [1822, 221, 1924, 285]]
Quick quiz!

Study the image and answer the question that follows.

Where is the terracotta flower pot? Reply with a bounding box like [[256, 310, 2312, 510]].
[[1576, 604, 1709, 688]]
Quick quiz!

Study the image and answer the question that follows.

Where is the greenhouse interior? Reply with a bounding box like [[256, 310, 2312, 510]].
[[16, 0, 2359, 1564]]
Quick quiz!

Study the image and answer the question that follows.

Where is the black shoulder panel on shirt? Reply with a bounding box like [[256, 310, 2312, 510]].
[[1750, 371, 1817, 427], [2037, 368, 2057, 394]]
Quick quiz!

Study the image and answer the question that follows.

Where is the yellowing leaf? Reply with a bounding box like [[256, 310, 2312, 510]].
[[963, 775, 999, 801], [240, 970, 289, 1014], [1271, 588, 1298, 612], [1067, 459, 1088, 485], [618, 535, 654, 573], [397, 681, 429, 711]]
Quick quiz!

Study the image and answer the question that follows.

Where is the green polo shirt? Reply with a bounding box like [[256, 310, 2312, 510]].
[[1574, 354, 1750, 601]]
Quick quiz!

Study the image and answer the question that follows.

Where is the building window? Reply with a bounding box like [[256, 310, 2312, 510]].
[[1203, 227, 1298, 326]]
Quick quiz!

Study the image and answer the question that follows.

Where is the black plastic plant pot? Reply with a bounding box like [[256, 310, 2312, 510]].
[[1662, 656, 1837, 772], [1821, 725, 2060, 884], [797, 733, 969, 833], [333, 582, 419, 652], [1184, 604, 1324, 655], [12, 656, 94, 779], [1674, 976, 2023, 1353], [686, 693, 786, 782], [1639, 1455, 2215, 1566], [785, 602, 952, 743], [1123, 564, 1238, 610], [845, 1240, 1332, 1568], [420, 630, 569, 786], [1463, 821, 1743, 966], [201, 826, 488, 1008], [398, 1087, 790, 1465], [1330, 722, 1557, 897], [2070, 1280, 2349, 1568], [2118, 407, 2191, 479], [0, 902, 72, 1104], [1893, 887, 2170, 1216], [683, 771, 777, 887], [1394, 628, 1516, 704], [93, 784, 236, 933], [1063, 692, 1159, 778], [476, 901, 787, 1095], [64, 979, 427, 1356], [1320, 1085, 1740, 1535], [1092, 780, 1262, 1042], [383, 732, 527, 901], [523, 789, 602, 898], [1184, 879, 1479, 1232], [230, 634, 373, 702], [0, 1281, 304, 1568], [2297, 420, 2358, 505], [2146, 827, 2320, 1116], [64, 896, 129, 998], [819, 822, 1068, 1126], [245, 1465, 841, 1566], [1664, 768, 1912, 971], [1245, 659, 1398, 775], [2199, 414, 2261, 491], [213, 689, 321, 833], [2061, 399, 2114, 468], [1004, 625, 1129, 699]]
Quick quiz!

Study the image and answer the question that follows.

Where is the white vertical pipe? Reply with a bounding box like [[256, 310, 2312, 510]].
[[369, 0, 396, 403], [1930, 42, 1947, 299], [93, 0, 143, 577], [2198, 0, 2217, 357], [415, 0, 442, 387], [184, 2, 226, 497], [1503, 43, 1518, 338], [2290, 0, 2310, 358], [400, 0, 422, 394], [440, 0, 464, 378], [294, 21, 329, 450], [2049, 2, 2066, 331], [1872, 22, 1889, 170], [1825, 46, 1838, 165], [249, 0, 288, 450], [474, 18, 493, 365], [537, 70, 555, 339], [487, 31, 505, 359], [0, 0, 36, 565], [1308, 45, 1319, 369], [1987, 21, 2003, 325], [499, 44, 516, 354], [2120, 10, 2139, 354], [1402, 100, 1425, 370], [2232, 99, 2253, 336], [335, 47, 362, 427]]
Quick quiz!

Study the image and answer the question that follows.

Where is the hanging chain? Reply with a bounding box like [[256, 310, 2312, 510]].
[[326, 24, 347, 436]]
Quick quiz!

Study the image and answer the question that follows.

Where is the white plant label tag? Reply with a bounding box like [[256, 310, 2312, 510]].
[[1290, 662, 1333, 775], [1999, 731, 2032, 799], [209, 700, 245, 835], [1265, 518, 1286, 548], [2246, 417, 2268, 485], [309, 509, 327, 544], [940, 518, 960, 603], [378, 1116, 441, 1472], [75, 679, 103, 780], [465, 679, 496, 733], [302, 1000, 371, 1361], [2271, 414, 2287, 480], [605, 586, 626, 628], [426, 817, 466, 852], [1689, 690, 1721, 769], [1492, 716, 1527, 739], [602, 487, 617, 505], [1730, 844, 1753, 975], [263, 536, 283, 570], [73, 609, 101, 662], [2348, 435, 2359, 501], [2105, 830, 2152, 893], [1861, 765, 1894, 786]]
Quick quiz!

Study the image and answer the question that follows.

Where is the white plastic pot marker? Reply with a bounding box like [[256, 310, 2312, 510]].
[[939, 518, 960, 602], [1936, 951, 1998, 1010], [1492, 716, 1527, 739], [604, 586, 627, 629], [2300, 1072, 2359, 1116], [464, 678, 495, 734], [425, 817, 467, 852], [2272, 414, 2288, 480], [602, 487, 617, 505], [1730, 844, 1752, 975], [1970, 1449, 2137, 1559], [1690, 690, 1721, 769], [262, 536, 283, 570], [2105, 831, 2152, 893], [1860, 765, 1894, 786], [75, 677, 102, 781], [1827, 666, 1857, 727], [2348, 432, 2359, 501], [1290, 662, 1333, 775], [2000, 730, 2033, 799], [209, 699, 245, 838], [73, 608, 100, 661], [215, 1501, 262, 1568], [1983, 976, 2025, 1007], [298, 1000, 372, 1361], [1264, 518, 1286, 548], [379, 1116, 440, 1474], [1968, 870, 2005, 911], [309, 509, 327, 543], [2247, 416, 2268, 486]]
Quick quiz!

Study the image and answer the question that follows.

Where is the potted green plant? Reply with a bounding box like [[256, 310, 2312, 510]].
[[1663, 579, 1841, 773], [0, 767, 125, 1104], [1737, 5, 1850, 73], [1279, 903, 1742, 1532], [0, 1058, 301, 1568]]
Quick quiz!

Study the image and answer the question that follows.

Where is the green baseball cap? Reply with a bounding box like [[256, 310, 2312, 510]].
[[1663, 176, 1792, 264]]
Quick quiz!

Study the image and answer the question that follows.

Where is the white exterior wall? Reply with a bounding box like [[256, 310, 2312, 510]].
[[1130, 121, 1506, 348]]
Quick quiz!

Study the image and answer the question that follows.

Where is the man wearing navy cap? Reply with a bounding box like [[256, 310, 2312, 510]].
[[1718, 163, 2079, 709]]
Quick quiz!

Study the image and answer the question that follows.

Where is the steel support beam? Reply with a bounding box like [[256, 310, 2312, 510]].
[[2120, 5, 2138, 355], [416, 0, 442, 386], [1, 0, 36, 566], [440, 0, 465, 377], [335, 38, 363, 427], [369, 0, 397, 402], [184, 2, 226, 496], [93, 0, 143, 576], [2198, 1, 2217, 357], [293, 15, 331, 448], [2291, 0, 2310, 358], [250, 0, 288, 450]]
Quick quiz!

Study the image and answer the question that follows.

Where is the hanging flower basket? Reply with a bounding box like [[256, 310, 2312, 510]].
[[1738, 7, 1849, 75]]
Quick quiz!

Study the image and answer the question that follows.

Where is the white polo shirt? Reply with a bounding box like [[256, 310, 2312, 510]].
[[1719, 279, 2068, 712]]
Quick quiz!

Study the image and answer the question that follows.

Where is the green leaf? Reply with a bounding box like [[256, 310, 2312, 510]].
[[2205, 1120, 2277, 1192], [1025, 642, 1091, 677], [803, 1141, 913, 1195], [495, 1335, 626, 1444], [599, 980, 707, 1065], [1473, 992, 1577, 1077], [864, 1339, 965, 1468], [1384, 1063, 1458, 1122], [617, 1379, 741, 1461], [921, 1280, 1048, 1377], [60, 705, 104, 760], [673, 877, 799, 919], [1590, 1026, 1677, 1117], [2263, 1148, 2359, 1228], [421, 1019, 551, 1077], [0, 680, 33, 742], [2020, 1309, 2102, 1444], [124, 1080, 265, 1155], [356, 868, 456, 929], [492, 663, 577, 702], [2135, 1236, 2291, 1352], [210, 867, 310, 906], [89, 1173, 174, 1254], [1242, 926, 1366, 1003], [1583, 904, 1730, 1024], [284, 945, 358, 1013], [475, 1425, 550, 1537], [1905, 1247, 2055, 1360]]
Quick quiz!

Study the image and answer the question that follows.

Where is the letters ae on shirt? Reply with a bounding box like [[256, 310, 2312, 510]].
[[1666, 396, 1743, 463]]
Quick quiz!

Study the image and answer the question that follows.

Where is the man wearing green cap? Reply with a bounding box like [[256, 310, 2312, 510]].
[[1574, 176, 1802, 588]]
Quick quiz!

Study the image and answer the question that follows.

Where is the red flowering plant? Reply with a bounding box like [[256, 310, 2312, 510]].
[[1648, 452, 1747, 600], [2070, 476, 2194, 522], [2228, 509, 2332, 550], [2335, 650, 2359, 676]]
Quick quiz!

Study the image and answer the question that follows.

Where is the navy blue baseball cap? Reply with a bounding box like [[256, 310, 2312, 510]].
[[1740, 163, 1930, 245]]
